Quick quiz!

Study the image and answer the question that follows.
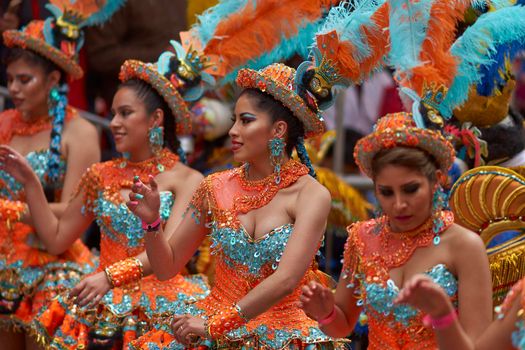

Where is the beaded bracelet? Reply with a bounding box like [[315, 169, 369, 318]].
[[142, 217, 161, 232], [422, 310, 457, 330], [104, 257, 144, 288], [207, 303, 248, 339], [318, 307, 337, 326]]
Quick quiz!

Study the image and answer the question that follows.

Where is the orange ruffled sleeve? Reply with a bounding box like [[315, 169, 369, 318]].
[[73, 164, 102, 216]]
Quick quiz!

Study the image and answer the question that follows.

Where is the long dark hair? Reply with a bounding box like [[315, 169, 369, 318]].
[[118, 79, 182, 157]]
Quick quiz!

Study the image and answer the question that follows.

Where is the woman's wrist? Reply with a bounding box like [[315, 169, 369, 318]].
[[25, 172, 42, 189]]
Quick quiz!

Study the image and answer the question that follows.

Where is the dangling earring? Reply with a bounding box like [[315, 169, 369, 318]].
[[431, 185, 447, 245], [148, 126, 164, 155], [268, 137, 285, 184]]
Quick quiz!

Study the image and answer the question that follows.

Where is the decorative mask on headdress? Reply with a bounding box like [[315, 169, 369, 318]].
[[120, 39, 217, 136]]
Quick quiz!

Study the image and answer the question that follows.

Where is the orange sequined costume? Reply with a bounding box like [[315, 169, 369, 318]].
[[0, 108, 96, 331], [342, 211, 458, 349], [130, 160, 347, 349], [32, 149, 209, 349]]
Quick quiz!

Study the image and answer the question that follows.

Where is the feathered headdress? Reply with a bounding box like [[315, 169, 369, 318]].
[[292, 0, 390, 113], [387, 1, 525, 167], [441, 4, 525, 119], [3, 0, 126, 79], [313, 0, 389, 85], [119, 39, 217, 136], [388, 0, 475, 128]]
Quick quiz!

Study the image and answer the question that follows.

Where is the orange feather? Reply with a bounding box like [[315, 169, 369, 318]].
[[203, 0, 340, 76], [401, 0, 471, 94], [49, 0, 106, 19], [316, 1, 390, 82]]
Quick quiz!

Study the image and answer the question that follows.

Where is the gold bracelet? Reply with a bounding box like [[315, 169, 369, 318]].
[[104, 257, 143, 288]]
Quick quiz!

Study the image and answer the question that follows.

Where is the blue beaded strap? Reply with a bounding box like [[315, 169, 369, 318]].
[[296, 137, 316, 178]]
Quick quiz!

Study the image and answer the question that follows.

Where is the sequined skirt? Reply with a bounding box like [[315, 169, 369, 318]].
[[32, 273, 209, 350], [129, 289, 349, 350], [0, 222, 96, 330]]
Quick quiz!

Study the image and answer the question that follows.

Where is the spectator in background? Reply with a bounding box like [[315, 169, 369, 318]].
[[84, 0, 187, 115]]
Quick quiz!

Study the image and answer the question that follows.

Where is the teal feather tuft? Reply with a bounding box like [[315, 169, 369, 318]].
[[440, 5, 525, 117], [317, 0, 385, 63], [83, 0, 127, 27], [193, 0, 249, 46], [388, 0, 434, 74]]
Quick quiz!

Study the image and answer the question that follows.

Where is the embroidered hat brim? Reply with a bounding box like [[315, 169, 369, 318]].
[[3, 29, 83, 80], [236, 67, 326, 139], [119, 59, 192, 135], [354, 113, 455, 178]]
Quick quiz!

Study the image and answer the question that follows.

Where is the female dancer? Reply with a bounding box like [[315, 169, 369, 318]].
[[299, 112, 493, 349], [0, 52, 211, 349], [128, 63, 346, 349], [395, 273, 523, 349], [394, 164, 525, 350], [0, 11, 101, 350]]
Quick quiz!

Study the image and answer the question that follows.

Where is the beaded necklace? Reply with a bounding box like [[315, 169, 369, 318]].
[[11, 112, 52, 138], [377, 210, 454, 269], [1, 107, 76, 144], [231, 159, 309, 215]]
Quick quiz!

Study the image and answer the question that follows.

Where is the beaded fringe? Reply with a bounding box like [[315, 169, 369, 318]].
[[490, 241, 525, 305]]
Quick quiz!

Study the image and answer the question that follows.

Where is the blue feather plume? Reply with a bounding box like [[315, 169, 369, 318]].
[[193, 0, 249, 46], [440, 5, 525, 117], [45, 0, 126, 28], [476, 41, 522, 96], [388, 0, 434, 75], [83, 0, 127, 27]]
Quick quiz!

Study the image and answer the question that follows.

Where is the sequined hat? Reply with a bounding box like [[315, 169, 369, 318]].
[[354, 112, 455, 179], [3, 0, 125, 80], [236, 63, 326, 139], [119, 40, 216, 135]]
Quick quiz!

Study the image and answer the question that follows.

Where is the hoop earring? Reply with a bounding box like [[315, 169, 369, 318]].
[[431, 185, 447, 245], [268, 137, 285, 184], [149, 126, 164, 155]]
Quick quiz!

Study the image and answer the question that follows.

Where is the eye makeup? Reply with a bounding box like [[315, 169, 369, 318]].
[[401, 182, 420, 194], [240, 112, 257, 120]]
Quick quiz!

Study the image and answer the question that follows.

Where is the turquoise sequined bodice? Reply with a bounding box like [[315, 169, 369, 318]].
[[513, 319, 525, 349], [364, 264, 458, 325], [211, 223, 294, 276], [0, 149, 66, 200], [93, 191, 174, 249]]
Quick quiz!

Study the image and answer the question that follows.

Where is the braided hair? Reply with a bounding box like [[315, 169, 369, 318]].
[[5, 48, 68, 189]]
